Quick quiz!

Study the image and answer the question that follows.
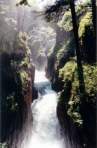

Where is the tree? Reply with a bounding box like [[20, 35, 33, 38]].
[[69, 0, 85, 99], [45, 0, 85, 100], [17, 0, 86, 98], [91, 0, 96, 33]]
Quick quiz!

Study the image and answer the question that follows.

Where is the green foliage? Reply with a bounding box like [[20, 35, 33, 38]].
[[17, 32, 31, 55], [0, 31, 32, 143], [16, 32, 32, 92], [78, 12, 93, 38], [20, 56, 31, 68], [6, 93, 18, 112], [59, 59, 76, 81], [56, 40, 69, 62], [58, 10, 72, 31], [55, 37, 75, 67], [83, 64, 97, 97], [19, 70, 29, 91], [59, 60, 97, 126], [57, 2, 91, 32]]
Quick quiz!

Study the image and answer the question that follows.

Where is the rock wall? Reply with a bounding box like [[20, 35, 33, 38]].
[[0, 32, 35, 145], [46, 9, 96, 148]]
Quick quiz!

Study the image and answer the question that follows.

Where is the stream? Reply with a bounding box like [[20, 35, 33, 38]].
[[0, 0, 91, 148], [20, 70, 70, 148]]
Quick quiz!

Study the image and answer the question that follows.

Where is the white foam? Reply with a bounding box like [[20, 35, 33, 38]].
[[28, 0, 56, 11], [21, 70, 65, 148]]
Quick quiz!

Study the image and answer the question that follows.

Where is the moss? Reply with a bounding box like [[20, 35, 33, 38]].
[[59, 60, 97, 126], [6, 93, 18, 112], [56, 40, 70, 62], [58, 10, 72, 31], [57, 5, 90, 32], [55, 37, 75, 68], [12, 32, 32, 93], [0, 32, 33, 143], [59, 59, 76, 81], [17, 32, 28, 48], [19, 70, 29, 90], [19, 56, 31, 68], [78, 12, 93, 38]]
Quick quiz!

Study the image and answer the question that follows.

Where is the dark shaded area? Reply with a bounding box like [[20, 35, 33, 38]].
[[57, 80, 96, 148], [45, 0, 68, 14], [32, 86, 38, 100], [91, 0, 96, 33], [0, 51, 34, 147], [0, 52, 25, 142], [80, 94, 96, 148], [45, 0, 69, 22], [56, 79, 82, 148], [46, 1, 96, 148], [81, 25, 96, 63]]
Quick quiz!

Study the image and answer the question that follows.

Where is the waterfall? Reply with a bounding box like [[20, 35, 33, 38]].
[[20, 70, 68, 148]]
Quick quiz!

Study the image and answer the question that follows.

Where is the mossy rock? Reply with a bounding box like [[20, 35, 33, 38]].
[[78, 12, 93, 38], [59, 60, 97, 126], [58, 10, 72, 31]]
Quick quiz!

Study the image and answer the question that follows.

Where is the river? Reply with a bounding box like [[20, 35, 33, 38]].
[[20, 70, 71, 148]]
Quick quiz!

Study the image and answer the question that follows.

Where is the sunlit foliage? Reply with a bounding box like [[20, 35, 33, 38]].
[[78, 12, 93, 38], [59, 60, 97, 126]]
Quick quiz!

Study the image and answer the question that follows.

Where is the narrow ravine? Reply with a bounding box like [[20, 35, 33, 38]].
[[20, 70, 70, 148]]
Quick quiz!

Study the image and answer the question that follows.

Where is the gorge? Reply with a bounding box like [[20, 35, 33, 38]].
[[0, 0, 96, 148]]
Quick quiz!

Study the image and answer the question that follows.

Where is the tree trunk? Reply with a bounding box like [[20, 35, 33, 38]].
[[69, 0, 85, 98], [91, 0, 96, 33]]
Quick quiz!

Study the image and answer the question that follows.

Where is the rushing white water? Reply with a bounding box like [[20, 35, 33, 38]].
[[28, 0, 56, 11], [21, 70, 66, 148]]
